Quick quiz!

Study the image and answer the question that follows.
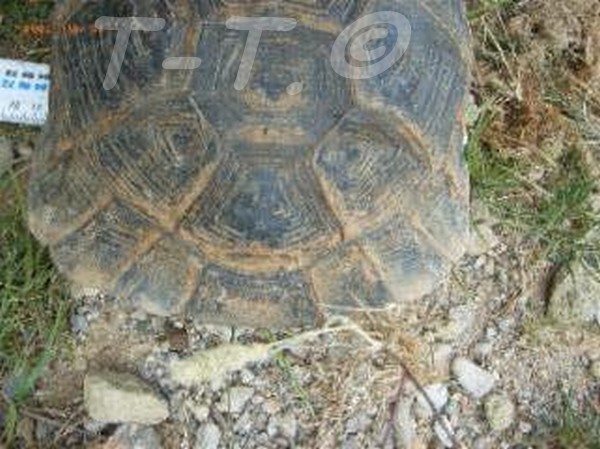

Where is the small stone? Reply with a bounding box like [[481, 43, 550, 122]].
[[101, 424, 162, 449], [218, 386, 254, 414], [451, 358, 496, 399], [195, 422, 221, 449], [590, 360, 600, 380], [84, 371, 169, 425], [414, 383, 448, 419], [518, 421, 533, 434], [70, 313, 88, 334], [485, 394, 515, 432], [549, 249, 600, 325], [239, 369, 255, 385], [16, 141, 33, 159], [473, 342, 494, 361]]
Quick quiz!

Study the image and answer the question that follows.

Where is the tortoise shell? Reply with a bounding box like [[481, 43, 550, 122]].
[[29, 0, 471, 327]]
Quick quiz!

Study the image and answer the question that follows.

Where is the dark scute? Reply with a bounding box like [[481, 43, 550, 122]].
[[223, 168, 295, 247], [187, 265, 317, 327]]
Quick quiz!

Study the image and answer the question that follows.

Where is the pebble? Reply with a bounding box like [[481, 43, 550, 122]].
[[484, 394, 515, 431], [17, 141, 33, 159], [414, 383, 448, 419], [518, 421, 533, 434], [195, 422, 221, 449], [451, 358, 497, 399], [473, 341, 494, 361], [84, 371, 169, 425], [70, 313, 89, 335]]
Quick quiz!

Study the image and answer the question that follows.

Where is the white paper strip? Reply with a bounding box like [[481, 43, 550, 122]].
[[0, 58, 50, 126]]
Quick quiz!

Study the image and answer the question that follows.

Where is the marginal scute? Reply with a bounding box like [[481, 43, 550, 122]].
[[28, 151, 106, 244], [362, 214, 446, 301], [187, 265, 318, 327], [310, 244, 393, 312], [51, 201, 160, 289], [116, 237, 204, 316]]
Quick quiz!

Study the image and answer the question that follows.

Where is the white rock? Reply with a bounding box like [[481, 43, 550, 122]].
[[414, 383, 448, 419], [484, 394, 515, 431], [195, 422, 221, 449], [84, 372, 169, 425], [218, 386, 254, 414], [451, 358, 496, 399], [169, 343, 271, 390]]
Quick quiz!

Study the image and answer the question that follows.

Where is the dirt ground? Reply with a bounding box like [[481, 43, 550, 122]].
[[1, 1, 599, 448]]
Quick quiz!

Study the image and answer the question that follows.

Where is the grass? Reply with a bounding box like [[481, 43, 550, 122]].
[[527, 391, 600, 449], [0, 2, 68, 445], [467, 0, 600, 268], [467, 109, 599, 266], [0, 170, 70, 445], [0, 0, 54, 61]]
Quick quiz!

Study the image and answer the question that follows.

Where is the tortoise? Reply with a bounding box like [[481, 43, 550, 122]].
[[29, 0, 471, 327]]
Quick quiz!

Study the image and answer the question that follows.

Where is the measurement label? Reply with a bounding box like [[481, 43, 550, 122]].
[[0, 58, 50, 126]]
